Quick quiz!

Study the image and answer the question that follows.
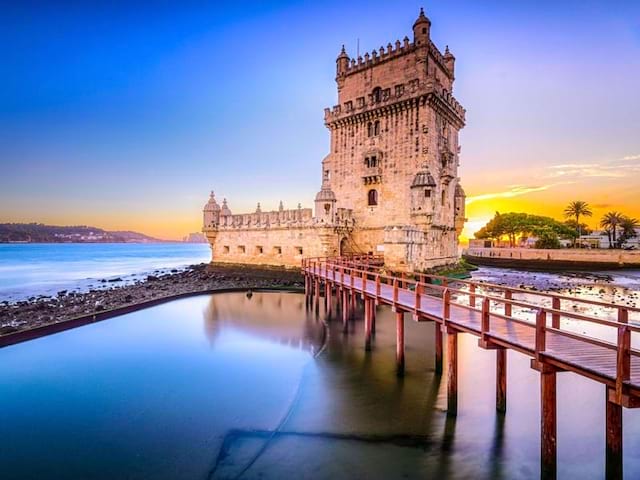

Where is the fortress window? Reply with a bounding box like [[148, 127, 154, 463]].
[[223, 246, 230, 254], [372, 87, 382, 103], [424, 189, 431, 198], [374, 121, 380, 136], [368, 189, 378, 206], [324, 203, 331, 213], [422, 27, 427, 34], [364, 157, 370, 168], [274, 246, 282, 255], [256, 246, 263, 254], [441, 190, 446, 206], [296, 247, 303, 255], [367, 122, 373, 137], [324, 169, 330, 180], [238, 245, 246, 254]]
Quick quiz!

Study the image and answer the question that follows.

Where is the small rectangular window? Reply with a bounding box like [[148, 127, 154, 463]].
[[424, 189, 431, 198], [274, 246, 282, 255], [223, 246, 230, 254], [256, 246, 263, 254], [296, 247, 303, 255], [238, 245, 246, 254]]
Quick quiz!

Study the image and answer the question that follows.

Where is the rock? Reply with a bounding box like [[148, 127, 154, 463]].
[[147, 275, 159, 282], [108, 278, 122, 283]]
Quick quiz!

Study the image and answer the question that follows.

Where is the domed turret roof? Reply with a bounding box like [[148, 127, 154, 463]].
[[455, 184, 466, 197], [413, 7, 431, 27], [220, 198, 232, 216], [204, 191, 220, 211], [411, 169, 436, 188], [315, 186, 337, 201], [336, 45, 349, 61]]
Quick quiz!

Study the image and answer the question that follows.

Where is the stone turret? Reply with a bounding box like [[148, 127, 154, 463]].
[[336, 45, 350, 77], [203, 191, 221, 228], [410, 168, 437, 225], [315, 182, 337, 224], [454, 183, 466, 235], [413, 7, 431, 47], [220, 198, 232, 217], [444, 45, 456, 78]]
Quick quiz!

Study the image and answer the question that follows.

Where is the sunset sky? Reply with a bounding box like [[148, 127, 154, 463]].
[[1, 1, 639, 240]]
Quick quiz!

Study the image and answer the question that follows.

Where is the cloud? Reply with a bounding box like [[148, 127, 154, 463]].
[[465, 185, 554, 205], [545, 155, 640, 179]]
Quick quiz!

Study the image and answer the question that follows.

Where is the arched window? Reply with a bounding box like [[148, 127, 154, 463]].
[[372, 87, 382, 103], [367, 122, 373, 137], [374, 120, 380, 135], [441, 190, 446, 206], [368, 189, 378, 206]]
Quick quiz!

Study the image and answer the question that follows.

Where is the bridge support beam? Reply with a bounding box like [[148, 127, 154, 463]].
[[364, 298, 373, 351], [446, 328, 458, 416], [540, 369, 557, 480], [435, 324, 443, 375], [496, 349, 507, 413], [606, 387, 623, 480], [396, 311, 405, 376], [341, 289, 349, 331]]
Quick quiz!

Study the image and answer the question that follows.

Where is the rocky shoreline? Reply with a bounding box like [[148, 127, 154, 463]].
[[0, 263, 303, 336]]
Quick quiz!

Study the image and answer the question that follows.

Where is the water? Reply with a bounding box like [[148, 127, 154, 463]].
[[0, 243, 211, 301], [1, 291, 639, 479]]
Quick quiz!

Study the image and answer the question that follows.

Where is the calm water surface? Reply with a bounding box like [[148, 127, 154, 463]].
[[1, 291, 639, 479], [0, 243, 211, 301]]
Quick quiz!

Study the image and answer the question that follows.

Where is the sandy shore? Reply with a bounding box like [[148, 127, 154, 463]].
[[0, 263, 303, 336]]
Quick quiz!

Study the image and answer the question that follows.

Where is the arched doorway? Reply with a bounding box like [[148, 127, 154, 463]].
[[339, 237, 353, 256]]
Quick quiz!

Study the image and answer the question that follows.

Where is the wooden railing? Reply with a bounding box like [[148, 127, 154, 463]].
[[303, 256, 640, 396]]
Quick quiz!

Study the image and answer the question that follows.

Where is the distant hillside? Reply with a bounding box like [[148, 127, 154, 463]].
[[0, 223, 166, 243]]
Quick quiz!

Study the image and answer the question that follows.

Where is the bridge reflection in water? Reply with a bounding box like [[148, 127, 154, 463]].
[[204, 289, 640, 479]]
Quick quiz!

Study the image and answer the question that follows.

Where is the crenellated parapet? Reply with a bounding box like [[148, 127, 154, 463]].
[[203, 197, 355, 233]]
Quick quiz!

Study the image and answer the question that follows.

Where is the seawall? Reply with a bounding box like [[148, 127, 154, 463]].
[[463, 248, 640, 271]]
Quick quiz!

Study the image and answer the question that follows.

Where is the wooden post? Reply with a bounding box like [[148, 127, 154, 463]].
[[496, 349, 507, 413], [552, 297, 560, 329], [536, 309, 547, 361], [540, 369, 557, 480], [615, 324, 630, 404], [447, 329, 458, 416], [606, 387, 623, 480], [364, 298, 372, 351], [371, 301, 376, 335], [433, 327, 442, 377], [469, 283, 476, 308], [375, 274, 381, 297], [504, 289, 512, 317], [342, 289, 349, 330], [396, 311, 405, 376], [481, 297, 490, 341]]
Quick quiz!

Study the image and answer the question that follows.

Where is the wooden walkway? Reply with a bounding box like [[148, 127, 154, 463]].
[[302, 255, 640, 479]]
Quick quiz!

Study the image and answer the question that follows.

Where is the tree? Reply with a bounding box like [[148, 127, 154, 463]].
[[600, 211, 625, 248], [619, 217, 640, 246], [563, 201, 592, 247], [474, 212, 577, 247], [535, 231, 561, 249], [564, 219, 592, 238]]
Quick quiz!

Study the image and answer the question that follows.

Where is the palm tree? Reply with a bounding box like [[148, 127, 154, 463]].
[[564, 201, 592, 247], [619, 217, 640, 246], [600, 211, 625, 248]]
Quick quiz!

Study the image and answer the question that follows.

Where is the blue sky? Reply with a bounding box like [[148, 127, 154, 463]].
[[1, 1, 639, 239]]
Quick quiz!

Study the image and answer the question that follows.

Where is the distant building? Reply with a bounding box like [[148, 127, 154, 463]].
[[183, 232, 207, 243], [203, 9, 466, 272]]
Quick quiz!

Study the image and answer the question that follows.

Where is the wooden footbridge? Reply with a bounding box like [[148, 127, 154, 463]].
[[302, 255, 640, 479]]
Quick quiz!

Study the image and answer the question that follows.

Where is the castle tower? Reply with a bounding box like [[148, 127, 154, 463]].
[[322, 9, 466, 271]]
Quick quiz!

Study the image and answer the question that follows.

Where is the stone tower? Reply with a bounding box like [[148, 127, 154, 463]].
[[323, 8, 466, 270]]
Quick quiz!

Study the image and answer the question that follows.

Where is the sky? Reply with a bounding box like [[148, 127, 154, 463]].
[[1, 0, 639, 240]]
